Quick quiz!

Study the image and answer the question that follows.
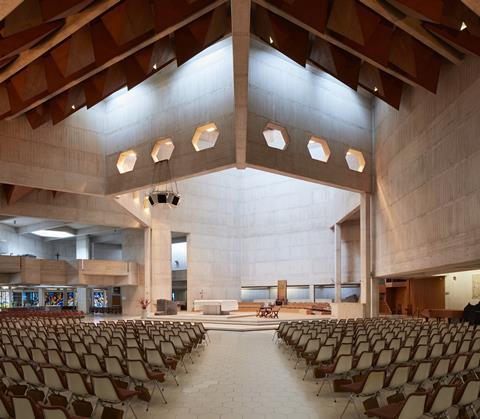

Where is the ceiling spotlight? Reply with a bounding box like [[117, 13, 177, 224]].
[[153, 63, 157, 70], [461, 21, 467, 31], [373, 86, 378, 92], [71, 105, 76, 110], [269, 36, 274, 44]]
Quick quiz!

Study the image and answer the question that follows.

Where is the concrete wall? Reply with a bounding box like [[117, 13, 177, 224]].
[[374, 54, 480, 278], [105, 38, 236, 195], [341, 221, 360, 283], [0, 103, 106, 195], [444, 270, 480, 310], [146, 168, 360, 308], [246, 40, 372, 192], [0, 224, 54, 258]]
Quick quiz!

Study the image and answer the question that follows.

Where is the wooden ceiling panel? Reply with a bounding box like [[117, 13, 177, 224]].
[[49, 83, 85, 124], [264, 0, 329, 34], [359, 62, 403, 108], [153, 0, 219, 33], [309, 37, 361, 90], [83, 63, 126, 108], [0, 19, 63, 59], [174, 4, 230, 66], [39, 0, 95, 21], [2, 184, 35, 205], [327, 0, 394, 67], [49, 26, 95, 80], [386, 0, 445, 22], [254, 5, 310, 66], [425, 22, 480, 55], [25, 102, 49, 128], [2, 0, 43, 37], [8, 58, 47, 105], [101, 0, 154, 49], [389, 29, 443, 93]]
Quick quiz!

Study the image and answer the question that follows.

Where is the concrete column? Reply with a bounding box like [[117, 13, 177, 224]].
[[309, 284, 315, 302], [150, 221, 172, 307], [76, 287, 87, 312], [76, 236, 90, 259], [334, 224, 342, 303], [360, 193, 372, 317], [370, 278, 379, 317]]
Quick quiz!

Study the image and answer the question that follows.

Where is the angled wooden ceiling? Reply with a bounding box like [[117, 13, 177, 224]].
[[0, 0, 476, 127], [0, 0, 231, 128], [252, 0, 480, 109]]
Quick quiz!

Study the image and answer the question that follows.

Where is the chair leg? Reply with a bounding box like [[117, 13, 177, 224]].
[[155, 381, 167, 404], [340, 395, 352, 419], [169, 368, 179, 386], [303, 364, 311, 380]]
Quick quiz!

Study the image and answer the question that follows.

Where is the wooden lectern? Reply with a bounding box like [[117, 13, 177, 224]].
[[276, 280, 287, 305]]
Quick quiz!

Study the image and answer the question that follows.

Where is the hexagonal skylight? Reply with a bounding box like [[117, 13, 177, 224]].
[[307, 136, 331, 163], [262, 122, 289, 150], [116, 150, 137, 174], [151, 138, 175, 162], [345, 148, 366, 173], [192, 123, 219, 151]]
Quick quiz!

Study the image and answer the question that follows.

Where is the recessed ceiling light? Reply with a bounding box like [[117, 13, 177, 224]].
[[32, 229, 74, 238], [206, 127, 216, 132], [461, 21, 467, 31], [373, 86, 378, 92], [153, 63, 157, 70], [71, 105, 75, 110], [269, 36, 274, 44]]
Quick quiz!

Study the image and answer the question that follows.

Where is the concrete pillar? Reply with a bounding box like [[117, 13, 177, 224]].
[[76, 236, 90, 259], [76, 287, 87, 312], [360, 193, 372, 317], [309, 284, 315, 302], [334, 224, 342, 303], [150, 221, 172, 308]]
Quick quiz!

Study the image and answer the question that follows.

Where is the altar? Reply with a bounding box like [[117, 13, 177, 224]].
[[193, 299, 238, 315]]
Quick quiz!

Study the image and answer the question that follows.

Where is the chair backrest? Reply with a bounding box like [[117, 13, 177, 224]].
[[127, 360, 149, 382], [410, 361, 432, 384], [65, 372, 91, 397], [65, 352, 83, 370], [375, 349, 393, 367], [388, 366, 410, 389], [126, 347, 144, 361], [362, 370, 385, 394], [427, 385, 456, 414], [304, 338, 320, 354], [41, 367, 65, 391], [355, 352, 374, 371], [12, 396, 40, 419], [42, 405, 72, 419], [397, 393, 427, 419], [160, 341, 176, 357], [456, 380, 480, 406], [3, 361, 22, 382], [21, 364, 42, 386], [105, 357, 125, 377], [429, 343, 444, 359], [91, 376, 120, 403], [145, 349, 166, 368], [316, 345, 334, 362], [333, 355, 353, 374], [432, 358, 450, 379], [84, 354, 103, 374], [395, 347, 411, 364]]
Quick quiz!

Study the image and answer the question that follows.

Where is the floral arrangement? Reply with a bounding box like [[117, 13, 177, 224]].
[[138, 298, 151, 310]]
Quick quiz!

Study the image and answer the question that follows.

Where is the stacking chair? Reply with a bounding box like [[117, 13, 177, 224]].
[[354, 351, 374, 375], [161, 341, 188, 373], [408, 361, 432, 391], [127, 360, 167, 407], [145, 348, 178, 386], [65, 371, 95, 406], [340, 370, 386, 418], [91, 375, 139, 419], [431, 358, 451, 384], [384, 366, 410, 396], [303, 345, 334, 380], [296, 338, 320, 369], [65, 352, 85, 372], [316, 354, 353, 397], [41, 366, 68, 399], [365, 391, 427, 418], [423, 385, 456, 418], [375, 349, 394, 368], [453, 380, 480, 418], [104, 357, 128, 381], [20, 364, 45, 393], [3, 360, 24, 385]]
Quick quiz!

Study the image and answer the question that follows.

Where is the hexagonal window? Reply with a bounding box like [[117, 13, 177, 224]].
[[262, 122, 289, 150], [151, 138, 175, 162], [116, 150, 137, 174], [308, 136, 331, 163], [192, 122, 219, 151], [345, 148, 366, 173]]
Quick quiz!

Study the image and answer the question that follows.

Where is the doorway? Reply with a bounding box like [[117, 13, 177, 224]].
[[171, 233, 187, 310]]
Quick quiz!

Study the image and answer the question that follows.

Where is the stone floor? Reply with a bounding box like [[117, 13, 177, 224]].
[[129, 330, 356, 419]]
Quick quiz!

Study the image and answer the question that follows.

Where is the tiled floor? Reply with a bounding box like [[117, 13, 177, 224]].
[[131, 330, 356, 419]]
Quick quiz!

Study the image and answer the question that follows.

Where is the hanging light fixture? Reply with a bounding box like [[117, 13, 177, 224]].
[[147, 156, 180, 208]]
